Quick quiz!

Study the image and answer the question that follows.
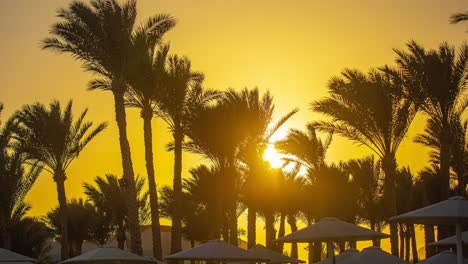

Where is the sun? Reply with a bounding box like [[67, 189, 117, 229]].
[[264, 145, 284, 168]]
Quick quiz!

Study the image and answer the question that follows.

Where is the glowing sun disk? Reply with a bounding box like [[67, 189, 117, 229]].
[[264, 145, 284, 168]]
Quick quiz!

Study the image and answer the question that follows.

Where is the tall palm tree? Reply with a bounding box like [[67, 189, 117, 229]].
[[0, 116, 42, 249], [232, 88, 297, 248], [42, 0, 174, 254], [13, 100, 107, 259], [276, 124, 332, 262], [311, 68, 418, 255], [394, 41, 468, 201], [157, 55, 218, 252], [83, 174, 149, 250], [125, 42, 174, 258]]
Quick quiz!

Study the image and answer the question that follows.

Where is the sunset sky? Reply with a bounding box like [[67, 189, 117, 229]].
[[0, 0, 467, 255]]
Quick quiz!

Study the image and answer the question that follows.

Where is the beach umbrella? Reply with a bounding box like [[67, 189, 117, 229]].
[[0, 248, 36, 263], [164, 240, 268, 262], [274, 217, 388, 264], [59, 245, 155, 264], [313, 248, 358, 264], [428, 231, 468, 246], [247, 244, 305, 263], [417, 250, 468, 264], [390, 196, 468, 264], [0, 262, 33, 264], [339, 246, 409, 264]]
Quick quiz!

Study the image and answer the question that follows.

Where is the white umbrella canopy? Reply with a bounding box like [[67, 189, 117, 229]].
[[389, 197, 468, 225], [164, 240, 269, 262], [417, 251, 468, 264], [59, 245, 155, 264], [390, 196, 468, 264], [339, 247, 409, 264], [429, 231, 468, 246], [313, 248, 358, 264], [247, 244, 305, 264], [274, 217, 389, 243], [0, 262, 34, 264], [0, 248, 36, 262]]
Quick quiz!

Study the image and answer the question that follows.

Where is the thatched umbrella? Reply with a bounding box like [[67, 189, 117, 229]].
[[164, 240, 268, 262], [0, 248, 36, 263], [274, 217, 389, 264], [390, 196, 468, 264], [59, 245, 156, 264]]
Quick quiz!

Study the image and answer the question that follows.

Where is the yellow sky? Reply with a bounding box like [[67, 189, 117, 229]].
[[0, 0, 467, 258]]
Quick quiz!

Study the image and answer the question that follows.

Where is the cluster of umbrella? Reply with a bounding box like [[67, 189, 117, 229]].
[[1, 197, 467, 264]]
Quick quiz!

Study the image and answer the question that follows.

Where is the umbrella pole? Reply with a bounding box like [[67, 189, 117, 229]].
[[456, 223, 463, 264], [326, 242, 335, 264]]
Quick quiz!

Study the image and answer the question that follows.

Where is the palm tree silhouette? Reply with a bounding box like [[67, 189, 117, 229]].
[[276, 124, 332, 262], [311, 68, 418, 256], [44, 199, 99, 257], [13, 100, 107, 259], [0, 116, 42, 250], [41, 0, 174, 254], [125, 41, 175, 258], [394, 41, 468, 202], [83, 174, 149, 250], [157, 55, 218, 252], [233, 88, 297, 249]]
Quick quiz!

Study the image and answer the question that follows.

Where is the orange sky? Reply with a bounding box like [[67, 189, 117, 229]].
[[0, 0, 467, 257]]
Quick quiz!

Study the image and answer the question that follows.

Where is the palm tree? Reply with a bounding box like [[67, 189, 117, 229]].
[[343, 156, 386, 246], [125, 42, 174, 259], [157, 55, 218, 252], [229, 88, 297, 248], [13, 100, 107, 259], [394, 41, 468, 202], [276, 124, 333, 262], [42, 0, 175, 254], [6, 216, 52, 259], [311, 68, 418, 255], [44, 199, 100, 257], [83, 174, 149, 250], [0, 114, 43, 250]]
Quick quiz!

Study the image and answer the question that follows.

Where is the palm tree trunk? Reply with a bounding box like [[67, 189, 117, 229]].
[[247, 207, 256, 248], [55, 172, 69, 260], [370, 220, 380, 247], [410, 224, 418, 263], [142, 111, 163, 259], [438, 138, 452, 241], [277, 213, 286, 253], [229, 204, 238, 246], [405, 225, 410, 262], [1, 227, 11, 250], [399, 224, 405, 258], [117, 225, 126, 249], [113, 90, 142, 255], [312, 241, 322, 262], [382, 155, 398, 256], [424, 225, 435, 258], [171, 124, 183, 254], [308, 242, 313, 264], [265, 212, 276, 250], [287, 215, 298, 258]]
